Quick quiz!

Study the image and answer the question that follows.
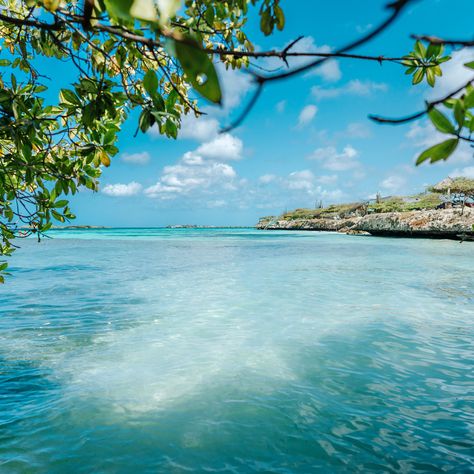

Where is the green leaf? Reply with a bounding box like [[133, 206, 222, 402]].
[[51, 210, 65, 222], [104, 0, 133, 20], [274, 4, 285, 31], [426, 43, 441, 58], [0, 262, 8, 271], [426, 68, 435, 87], [174, 38, 222, 104], [465, 89, 474, 109], [204, 6, 214, 24], [82, 103, 96, 126], [412, 68, 424, 85], [43, 0, 60, 11], [53, 200, 69, 208], [453, 100, 465, 128], [464, 61, 474, 70], [152, 93, 165, 112], [416, 138, 459, 165], [143, 69, 158, 95], [129, 0, 158, 22], [41, 222, 53, 232], [155, 0, 181, 23], [98, 149, 111, 167], [105, 0, 170, 22], [165, 118, 178, 138], [414, 40, 426, 59], [260, 9, 272, 36], [59, 89, 81, 105], [139, 108, 152, 132], [437, 56, 451, 64], [102, 128, 116, 145], [428, 108, 456, 134], [443, 98, 456, 109]]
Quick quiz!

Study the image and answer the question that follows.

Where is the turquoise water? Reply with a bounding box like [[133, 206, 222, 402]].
[[1, 228, 473, 473]]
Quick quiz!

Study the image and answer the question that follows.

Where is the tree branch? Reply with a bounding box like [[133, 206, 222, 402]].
[[222, 0, 414, 131], [411, 35, 474, 47], [221, 80, 264, 133], [0, 12, 61, 31], [252, 0, 414, 84], [369, 77, 474, 124]]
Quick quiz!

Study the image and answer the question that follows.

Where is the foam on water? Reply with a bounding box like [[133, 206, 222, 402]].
[[0, 229, 473, 472]]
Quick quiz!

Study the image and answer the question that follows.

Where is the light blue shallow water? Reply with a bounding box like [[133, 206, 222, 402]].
[[0, 228, 473, 473]]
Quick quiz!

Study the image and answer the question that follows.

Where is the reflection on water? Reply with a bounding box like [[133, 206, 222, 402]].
[[0, 229, 473, 472]]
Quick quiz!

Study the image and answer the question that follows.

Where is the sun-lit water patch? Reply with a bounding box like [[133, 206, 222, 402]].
[[0, 229, 473, 472]]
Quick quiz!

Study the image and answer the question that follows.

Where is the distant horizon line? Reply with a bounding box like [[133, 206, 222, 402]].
[[48, 225, 256, 230]]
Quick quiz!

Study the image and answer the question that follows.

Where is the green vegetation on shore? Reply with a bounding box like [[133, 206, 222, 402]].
[[261, 178, 474, 224], [279, 193, 443, 222]]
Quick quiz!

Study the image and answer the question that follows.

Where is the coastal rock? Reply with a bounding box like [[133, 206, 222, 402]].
[[355, 208, 474, 238], [257, 209, 474, 240]]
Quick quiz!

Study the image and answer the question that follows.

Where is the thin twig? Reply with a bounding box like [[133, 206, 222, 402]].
[[411, 35, 474, 47], [221, 81, 264, 133], [369, 77, 474, 124]]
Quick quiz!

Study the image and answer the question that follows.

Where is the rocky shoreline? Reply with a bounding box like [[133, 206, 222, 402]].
[[257, 208, 474, 240]]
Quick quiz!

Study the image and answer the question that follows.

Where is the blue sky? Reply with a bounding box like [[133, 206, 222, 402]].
[[58, 0, 474, 226]]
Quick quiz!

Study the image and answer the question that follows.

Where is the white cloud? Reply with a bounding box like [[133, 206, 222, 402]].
[[144, 132, 243, 200], [121, 151, 150, 165], [298, 104, 318, 127], [352, 169, 366, 180], [309, 145, 360, 171], [144, 161, 237, 199], [233, 168, 348, 211], [311, 80, 388, 100], [406, 121, 443, 148], [380, 175, 406, 193], [207, 199, 227, 208], [179, 115, 219, 141], [451, 166, 474, 179], [343, 122, 372, 139], [102, 182, 142, 197], [287, 170, 315, 190], [316, 174, 338, 185], [259, 174, 277, 184], [276, 100, 287, 113], [301, 40, 342, 82], [216, 64, 253, 113], [195, 133, 243, 161]]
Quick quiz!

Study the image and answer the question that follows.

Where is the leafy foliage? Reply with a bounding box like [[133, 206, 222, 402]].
[[402, 43, 474, 165], [276, 192, 444, 223], [0, 0, 281, 280], [367, 193, 443, 213], [429, 177, 474, 197], [402, 41, 450, 87]]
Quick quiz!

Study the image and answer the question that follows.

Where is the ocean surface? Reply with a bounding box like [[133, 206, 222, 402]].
[[0, 228, 473, 473]]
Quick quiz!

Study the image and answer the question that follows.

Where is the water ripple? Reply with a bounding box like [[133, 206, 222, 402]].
[[0, 231, 473, 472]]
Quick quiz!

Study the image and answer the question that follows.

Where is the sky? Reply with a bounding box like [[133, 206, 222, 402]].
[[46, 0, 474, 226]]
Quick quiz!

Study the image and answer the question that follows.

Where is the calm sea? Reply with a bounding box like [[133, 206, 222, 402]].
[[1, 228, 473, 472]]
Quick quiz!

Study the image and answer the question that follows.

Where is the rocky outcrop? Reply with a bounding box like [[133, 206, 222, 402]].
[[257, 209, 474, 240], [354, 208, 474, 238]]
